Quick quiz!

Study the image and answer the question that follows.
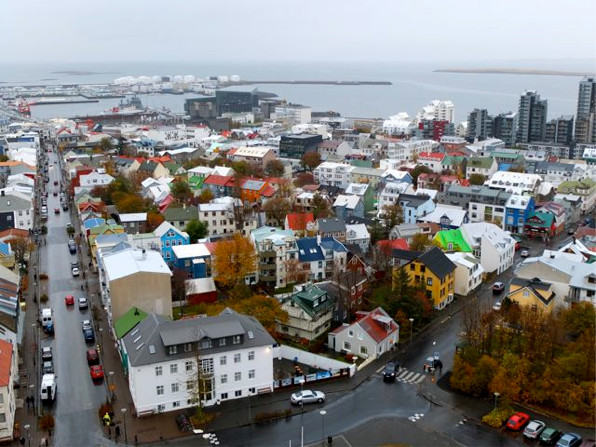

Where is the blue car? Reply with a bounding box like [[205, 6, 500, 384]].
[[556, 433, 582, 447], [83, 328, 95, 343]]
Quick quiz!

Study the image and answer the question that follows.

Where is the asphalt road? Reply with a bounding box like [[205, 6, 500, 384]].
[[38, 147, 109, 447]]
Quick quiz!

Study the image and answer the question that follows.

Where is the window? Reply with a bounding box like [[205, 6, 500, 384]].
[[184, 343, 192, 352], [233, 335, 241, 345], [155, 366, 163, 376], [220, 356, 227, 366], [201, 340, 212, 349], [248, 351, 255, 361], [427, 277, 433, 286], [348, 330, 354, 338], [170, 364, 178, 374], [186, 380, 193, 390], [0, 413, 5, 423], [169, 346, 177, 355], [221, 374, 228, 384], [343, 341, 351, 350], [156, 385, 164, 395], [185, 361, 193, 371], [360, 346, 368, 355], [420, 266, 426, 273], [220, 392, 228, 400], [171, 383, 179, 393], [235, 390, 242, 397], [523, 290, 530, 297], [234, 353, 241, 363], [409, 264, 415, 271], [172, 401, 181, 408], [249, 369, 255, 379], [235, 372, 241, 382], [200, 358, 214, 374], [157, 404, 165, 412], [219, 338, 226, 347]]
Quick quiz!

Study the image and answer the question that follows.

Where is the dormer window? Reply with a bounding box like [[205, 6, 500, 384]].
[[169, 345, 178, 355], [233, 335, 241, 345], [201, 340, 212, 349]]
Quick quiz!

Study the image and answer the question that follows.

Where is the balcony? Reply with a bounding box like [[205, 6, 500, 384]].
[[260, 250, 276, 257]]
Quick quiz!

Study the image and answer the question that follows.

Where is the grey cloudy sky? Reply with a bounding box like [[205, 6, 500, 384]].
[[4, 0, 596, 63]]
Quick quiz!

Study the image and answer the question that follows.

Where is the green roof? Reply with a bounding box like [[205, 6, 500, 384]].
[[467, 157, 494, 169], [350, 159, 373, 168], [433, 228, 472, 252], [164, 162, 183, 174], [290, 285, 334, 318], [442, 155, 466, 166], [114, 307, 148, 338], [188, 175, 206, 190], [492, 152, 523, 160], [526, 211, 554, 228], [163, 205, 198, 221]]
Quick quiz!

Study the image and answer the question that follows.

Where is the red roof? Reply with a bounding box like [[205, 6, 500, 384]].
[[0, 339, 13, 387], [204, 242, 219, 254], [0, 228, 30, 241], [419, 152, 445, 161], [376, 239, 409, 254], [459, 179, 471, 186], [355, 308, 398, 343], [286, 213, 314, 230], [158, 195, 175, 213], [261, 186, 276, 197], [149, 156, 171, 163], [227, 148, 238, 156], [204, 175, 233, 186]]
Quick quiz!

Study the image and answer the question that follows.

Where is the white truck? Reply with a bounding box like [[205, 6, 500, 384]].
[[41, 308, 53, 327], [40, 374, 56, 401]]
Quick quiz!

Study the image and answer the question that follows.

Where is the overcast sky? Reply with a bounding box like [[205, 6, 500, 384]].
[[4, 0, 596, 63]]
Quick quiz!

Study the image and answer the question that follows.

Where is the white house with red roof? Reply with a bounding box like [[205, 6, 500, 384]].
[[417, 152, 446, 173], [0, 339, 16, 442], [327, 307, 399, 359]]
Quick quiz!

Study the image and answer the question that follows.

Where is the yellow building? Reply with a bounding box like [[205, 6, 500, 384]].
[[393, 247, 456, 309], [506, 277, 556, 313]]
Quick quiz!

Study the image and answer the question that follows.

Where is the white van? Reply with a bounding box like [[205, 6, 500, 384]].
[[40, 374, 56, 401], [41, 308, 52, 327]]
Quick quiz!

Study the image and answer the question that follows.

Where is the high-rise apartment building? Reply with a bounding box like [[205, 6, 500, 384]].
[[492, 112, 517, 146], [466, 108, 493, 140], [575, 77, 596, 144], [517, 91, 548, 144], [545, 115, 574, 145]]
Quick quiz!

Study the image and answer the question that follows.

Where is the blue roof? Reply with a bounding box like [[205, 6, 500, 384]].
[[83, 218, 106, 229], [320, 237, 347, 253], [296, 237, 325, 262], [0, 241, 11, 256]]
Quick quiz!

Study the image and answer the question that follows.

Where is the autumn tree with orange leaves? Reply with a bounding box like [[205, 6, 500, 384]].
[[212, 233, 257, 292]]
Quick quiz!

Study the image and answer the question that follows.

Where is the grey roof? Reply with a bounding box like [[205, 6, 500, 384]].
[[445, 184, 501, 198], [122, 308, 275, 367], [398, 193, 432, 208], [417, 246, 456, 279], [0, 194, 31, 212], [317, 217, 346, 233], [163, 206, 198, 222]]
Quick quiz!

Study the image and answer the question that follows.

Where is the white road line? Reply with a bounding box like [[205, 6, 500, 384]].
[[339, 435, 353, 447], [396, 370, 409, 379], [414, 374, 426, 383], [376, 365, 385, 374], [402, 371, 415, 381]]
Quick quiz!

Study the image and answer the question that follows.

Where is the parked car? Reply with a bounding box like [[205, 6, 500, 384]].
[[54, 208, 59, 214], [567, 227, 575, 235], [520, 249, 530, 258], [556, 433, 582, 447], [82, 320, 92, 331], [42, 361, 54, 374], [68, 241, 76, 254], [540, 427, 563, 445], [64, 295, 74, 306], [41, 346, 52, 361], [383, 361, 399, 382], [71, 266, 80, 277], [506, 412, 531, 431], [290, 390, 325, 405], [90, 364, 104, 381], [493, 301, 502, 311], [175, 414, 193, 432], [78, 297, 88, 309], [524, 420, 546, 439], [492, 282, 505, 294], [43, 322, 54, 336], [86, 348, 99, 366], [53, 181, 58, 186], [83, 328, 95, 343]]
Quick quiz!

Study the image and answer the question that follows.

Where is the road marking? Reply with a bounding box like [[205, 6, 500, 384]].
[[396, 370, 409, 379], [414, 374, 425, 384], [338, 435, 353, 447], [376, 365, 385, 373], [402, 371, 415, 382]]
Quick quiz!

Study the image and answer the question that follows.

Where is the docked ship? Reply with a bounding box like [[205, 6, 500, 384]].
[[71, 95, 169, 124]]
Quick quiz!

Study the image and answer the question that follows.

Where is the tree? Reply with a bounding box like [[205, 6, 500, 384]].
[[114, 193, 146, 213], [294, 172, 314, 187], [171, 180, 192, 204], [382, 204, 404, 232], [146, 211, 165, 232], [0, 155, 8, 162], [469, 173, 486, 186], [9, 237, 33, 265], [171, 267, 188, 304], [213, 234, 257, 290], [195, 188, 214, 204], [231, 294, 288, 334], [185, 219, 209, 243], [563, 302, 596, 339], [300, 152, 322, 171], [410, 165, 433, 187], [262, 197, 292, 226], [96, 137, 114, 153], [311, 193, 331, 219], [410, 233, 433, 252], [265, 159, 285, 177]]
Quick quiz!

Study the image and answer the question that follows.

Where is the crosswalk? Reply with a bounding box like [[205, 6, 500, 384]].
[[395, 367, 426, 384]]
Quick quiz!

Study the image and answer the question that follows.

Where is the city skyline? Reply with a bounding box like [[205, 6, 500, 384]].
[[3, 0, 596, 63]]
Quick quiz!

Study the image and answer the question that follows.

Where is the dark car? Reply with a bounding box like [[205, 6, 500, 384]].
[[42, 361, 54, 374], [557, 433, 582, 447], [86, 348, 99, 366], [83, 328, 95, 343], [43, 322, 54, 336], [68, 241, 76, 254], [383, 361, 399, 382], [540, 428, 563, 445]]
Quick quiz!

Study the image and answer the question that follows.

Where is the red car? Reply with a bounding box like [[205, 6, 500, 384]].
[[86, 349, 99, 366], [64, 295, 74, 306], [507, 412, 530, 431], [90, 365, 104, 381]]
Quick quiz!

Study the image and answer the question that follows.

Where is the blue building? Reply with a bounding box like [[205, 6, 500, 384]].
[[398, 194, 436, 224], [504, 194, 535, 235], [171, 243, 211, 278], [333, 195, 364, 220], [154, 221, 190, 267]]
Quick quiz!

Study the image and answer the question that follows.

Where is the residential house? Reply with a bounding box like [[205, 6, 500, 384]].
[[0, 339, 16, 442], [536, 202, 567, 235], [553, 194, 582, 227], [556, 178, 596, 214], [418, 204, 469, 230], [229, 146, 276, 168], [460, 222, 516, 274], [345, 224, 371, 254], [485, 171, 545, 196], [417, 152, 445, 173], [327, 307, 399, 359], [241, 179, 274, 203], [377, 182, 410, 215], [118, 213, 148, 235], [398, 194, 435, 224], [251, 227, 297, 289], [185, 278, 217, 305], [349, 167, 387, 189], [388, 223, 424, 243], [277, 284, 335, 342], [333, 195, 364, 220], [87, 222, 125, 252], [506, 278, 557, 312], [284, 212, 315, 237], [344, 183, 375, 213], [417, 173, 460, 193], [164, 162, 187, 178], [0, 191, 33, 231], [196, 203, 233, 239], [78, 171, 115, 192], [121, 308, 274, 414], [313, 162, 353, 189], [171, 243, 212, 279], [154, 221, 190, 266], [0, 266, 19, 349], [465, 157, 498, 180], [394, 247, 456, 309], [317, 140, 354, 161], [137, 161, 170, 179], [0, 241, 14, 269], [386, 139, 437, 162], [163, 206, 198, 232], [316, 218, 346, 242], [316, 269, 368, 322], [445, 252, 485, 296], [524, 211, 556, 239], [203, 175, 234, 198], [441, 184, 510, 227], [504, 194, 535, 234], [296, 236, 347, 281], [381, 170, 413, 185]]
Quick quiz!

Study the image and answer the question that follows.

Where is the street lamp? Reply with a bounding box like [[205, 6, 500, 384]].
[[108, 371, 115, 402], [493, 392, 500, 410], [121, 408, 128, 443], [409, 318, 414, 344], [24, 424, 31, 447], [319, 410, 327, 447]]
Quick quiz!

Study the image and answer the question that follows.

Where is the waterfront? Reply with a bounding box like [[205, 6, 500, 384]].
[[2, 60, 593, 120]]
